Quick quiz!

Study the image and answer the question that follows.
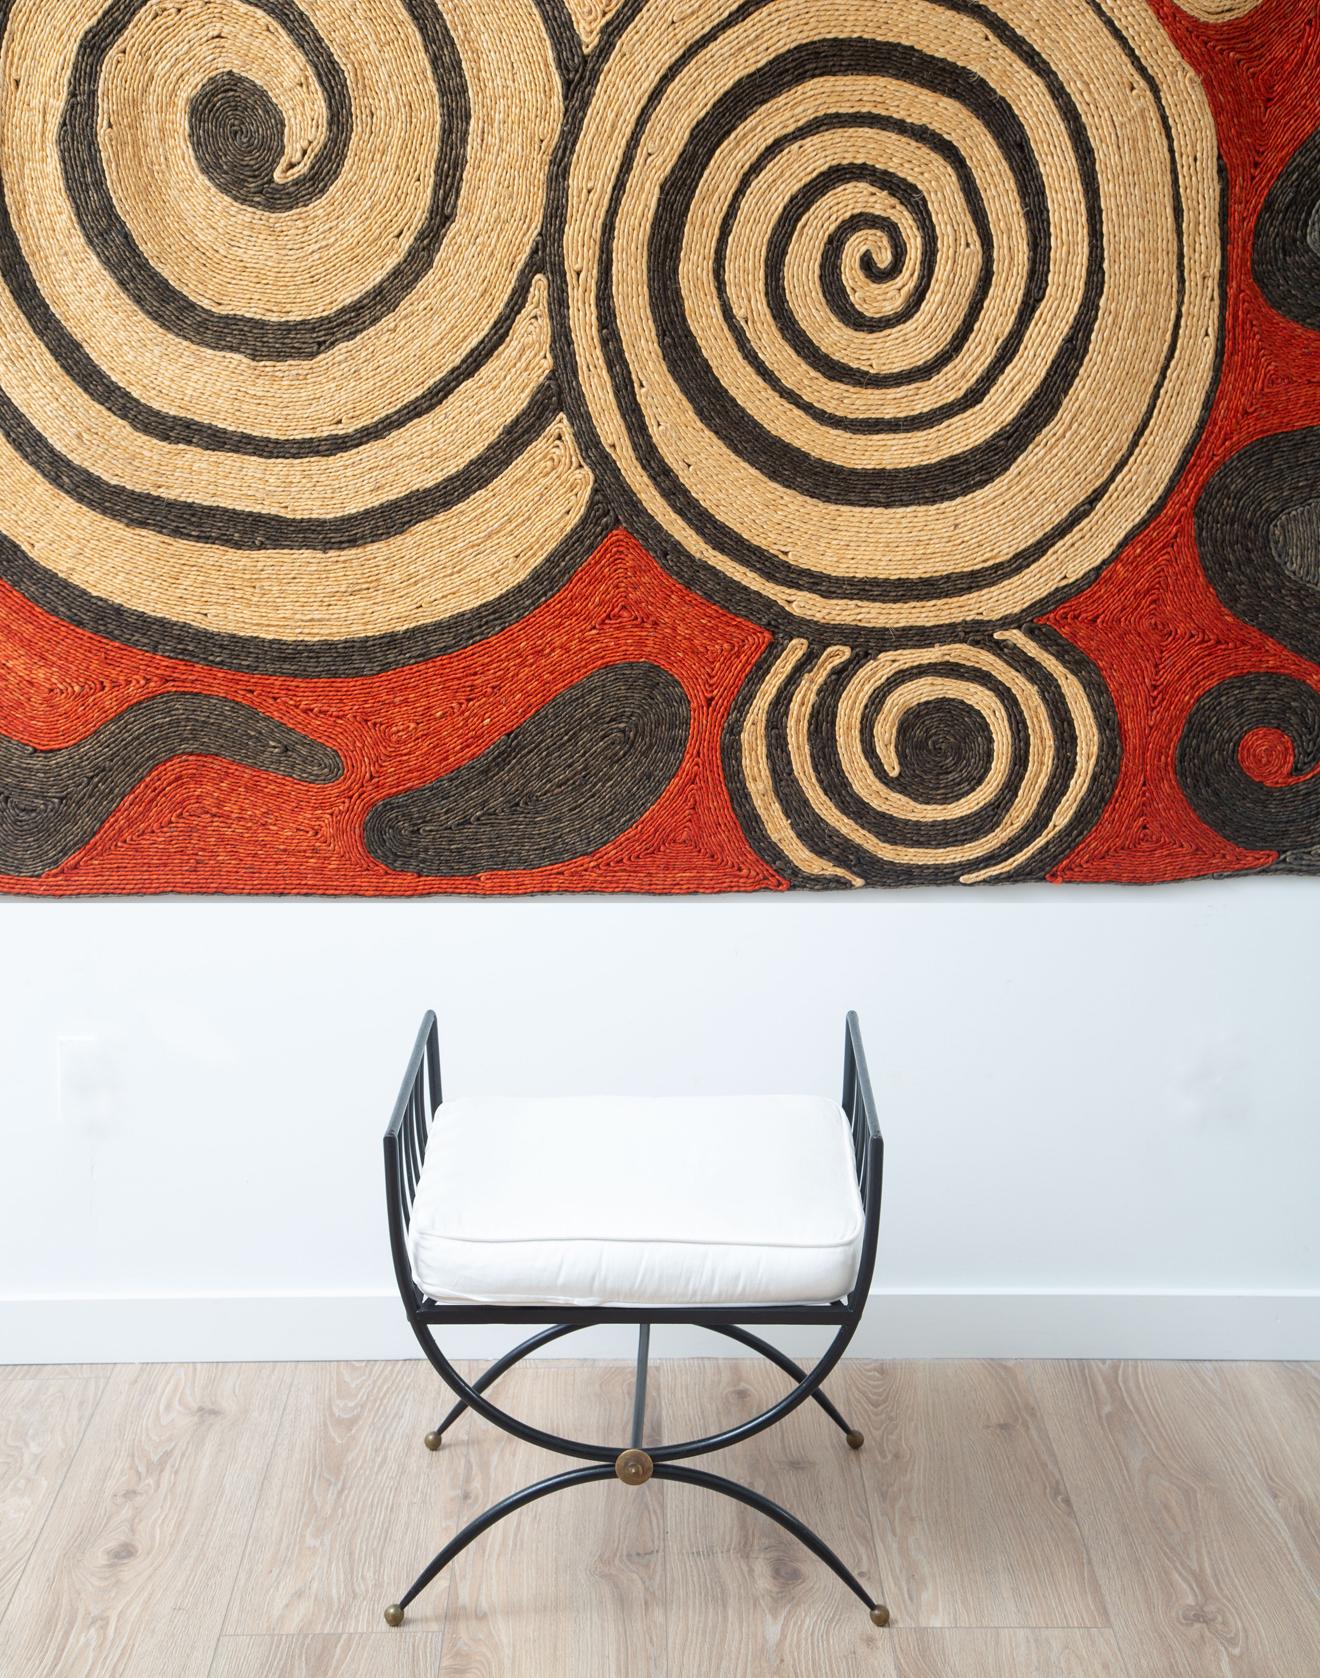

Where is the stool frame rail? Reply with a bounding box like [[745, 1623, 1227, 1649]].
[[382, 1009, 888, 1629]]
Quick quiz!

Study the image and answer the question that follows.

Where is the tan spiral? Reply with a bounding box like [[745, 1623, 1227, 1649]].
[[0, 0, 596, 669], [726, 627, 1116, 885], [550, 0, 1222, 642]]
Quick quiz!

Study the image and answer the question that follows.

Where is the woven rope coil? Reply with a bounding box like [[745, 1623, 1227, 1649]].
[[547, 0, 1222, 641], [724, 626, 1115, 886], [0, 0, 597, 670], [0, 0, 1316, 891]]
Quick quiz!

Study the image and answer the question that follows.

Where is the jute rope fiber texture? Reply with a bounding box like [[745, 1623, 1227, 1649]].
[[0, 0, 1317, 892]]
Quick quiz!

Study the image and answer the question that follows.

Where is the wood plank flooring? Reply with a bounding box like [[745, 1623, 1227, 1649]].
[[1031, 1362, 1320, 1678], [663, 1360, 882, 1676], [0, 1359, 1316, 1677]]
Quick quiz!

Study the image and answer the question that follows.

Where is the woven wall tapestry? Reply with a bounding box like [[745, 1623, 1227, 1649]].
[[1, 0, 1318, 894]]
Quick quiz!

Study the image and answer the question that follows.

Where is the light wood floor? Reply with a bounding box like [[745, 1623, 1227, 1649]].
[[1, 1358, 1317, 1677]]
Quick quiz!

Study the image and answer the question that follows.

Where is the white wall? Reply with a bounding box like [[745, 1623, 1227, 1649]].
[[2, 882, 1317, 1362]]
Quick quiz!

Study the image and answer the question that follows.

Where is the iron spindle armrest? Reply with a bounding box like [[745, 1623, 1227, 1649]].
[[841, 1010, 884, 1310], [842, 1011, 883, 1161], [384, 1010, 883, 1316], [384, 1011, 442, 1309]]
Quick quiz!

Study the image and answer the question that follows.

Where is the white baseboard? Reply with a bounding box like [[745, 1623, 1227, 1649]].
[[2, 1289, 1317, 1365]]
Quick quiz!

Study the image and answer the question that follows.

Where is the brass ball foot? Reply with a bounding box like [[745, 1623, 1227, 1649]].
[[869, 1605, 890, 1628], [845, 1429, 864, 1450], [423, 1431, 443, 1452], [384, 1604, 405, 1628]]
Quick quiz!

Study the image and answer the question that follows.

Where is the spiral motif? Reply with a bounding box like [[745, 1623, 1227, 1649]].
[[1187, 430, 1320, 865], [1177, 673, 1320, 860], [548, 0, 1222, 641], [724, 627, 1117, 885], [0, 0, 598, 671], [1, 0, 1286, 896]]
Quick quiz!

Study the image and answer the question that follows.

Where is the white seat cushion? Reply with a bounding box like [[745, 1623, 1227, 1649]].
[[406, 1094, 864, 1308]]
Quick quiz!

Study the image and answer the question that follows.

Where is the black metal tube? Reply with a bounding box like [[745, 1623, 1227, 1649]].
[[704, 1323, 856, 1440], [415, 1303, 849, 1326], [397, 1465, 615, 1610], [653, 1463, 881, 1613], [407, 1313, 860, 1465], [630, 1322, 651, 1447], [407, 1320, 614, 1460], [432, 1322, 583, 1440], [647, 1317, 860, 1464]]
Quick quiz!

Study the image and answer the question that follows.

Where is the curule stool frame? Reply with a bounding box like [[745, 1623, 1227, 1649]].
[[382, 1010, 889, 1628]]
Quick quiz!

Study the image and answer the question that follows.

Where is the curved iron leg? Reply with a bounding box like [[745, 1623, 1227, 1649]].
[[404, 1314, 862, 1465], [387, 1464, 616, 1622], [706, 1324, 861, 1446], [653, 1462, 887, 1621], [426, 1323, 581, 1447]]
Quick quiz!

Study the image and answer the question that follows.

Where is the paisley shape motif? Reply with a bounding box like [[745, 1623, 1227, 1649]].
[[1196, 428, 1320, 668], [364, 662, 690, 875], [0, 692, 340, 875], [1253, 126, 1320, 333]]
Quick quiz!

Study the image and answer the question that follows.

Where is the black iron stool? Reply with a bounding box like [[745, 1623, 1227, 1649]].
[[382, 1010, 888, 1628]]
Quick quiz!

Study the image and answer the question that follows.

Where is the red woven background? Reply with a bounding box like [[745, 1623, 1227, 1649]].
[[2, 0, 1318, 895], [1044, 0, 1320, 882]]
